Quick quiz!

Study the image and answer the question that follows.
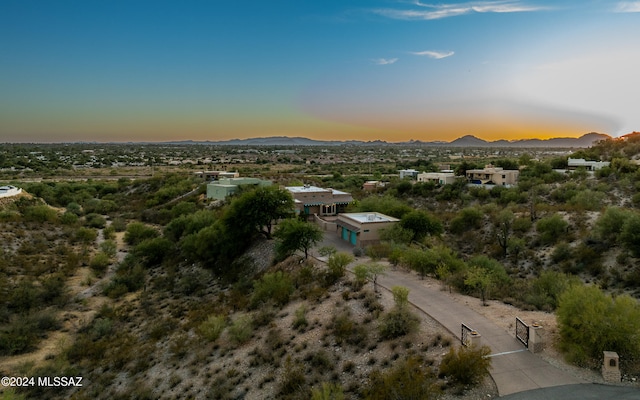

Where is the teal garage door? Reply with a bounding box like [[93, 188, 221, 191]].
[[350, 231, 357, 245]]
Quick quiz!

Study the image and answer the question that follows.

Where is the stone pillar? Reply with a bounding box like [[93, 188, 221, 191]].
[[528, 323, 545, 354], [602, 351, 621, 383], [467, 331, 482, 348]]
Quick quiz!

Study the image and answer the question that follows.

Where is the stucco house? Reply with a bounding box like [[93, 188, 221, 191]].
[[206, 178, 272, 200], [399, 169, 419, 179], [335, 212, 399, 246], [285, 185, 353, 217], [567, 158, 610, 171], [466, 166, 519, 186], [417, 172, 457, 185]]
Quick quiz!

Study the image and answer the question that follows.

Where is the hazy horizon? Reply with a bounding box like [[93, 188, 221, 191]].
[[1, 1, 639, 143]]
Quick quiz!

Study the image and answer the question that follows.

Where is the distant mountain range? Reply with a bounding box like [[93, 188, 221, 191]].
[[170, 132, 611, 148]]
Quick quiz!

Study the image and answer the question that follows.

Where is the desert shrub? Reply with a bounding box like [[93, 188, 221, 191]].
[[134, 237, 174, 268], [74, 227, 97, 244], [311, 382, 344, 400], [176, 268, 209, 295], [124, 222, 159, 246], [366, 242, 391, 260], [364, 356, 437, 400], [557, 284, 640, 367], [392, 286, 410, 309], [103, 260, 145, 298], [60, 212, 78, 225], [23, 205, 57, 223], [326, 252, 354, 284], [251, 271, 294, 308], [525, 271, 578, 311], [595, 207, 630, 243], [278, 356, 308, 397], [620, 213, 640, 257], [292, 305, 308, 331], [85, 213, 107, 228], [353, 265, 369, 289], [199, 315, 226, 342], [551, 242, 572, 263], [439, 345, 491, 386], [449, 207, 483, 234], [379, 308, 419, 340], [100, 239, 117, 257], [512, 217, 532, 233], [89, 252, 111, 276], [536, 214, 568, 245], [307, 349, 333, 372], [228, 314, 253, 345], [332, 310, 367, 345]]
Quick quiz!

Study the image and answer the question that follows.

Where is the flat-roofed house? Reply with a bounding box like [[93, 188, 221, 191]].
[[285, 185, 353, 217], [0, 185, 22, 198], [206, 178, 271, 200], [466, 166, 519, 186], [335, 212, 399, 246], [399, 169, 419, 179], [567, 158, 610, 171], [417, 172, 457, 185]]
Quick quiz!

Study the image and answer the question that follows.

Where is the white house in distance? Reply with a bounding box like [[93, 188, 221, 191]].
[[335, 212, 399, 247], [0, 185, 22, 199], [399, 169, 419, 179], [417, 172, 457, 185], [567, 158, 610, 171]]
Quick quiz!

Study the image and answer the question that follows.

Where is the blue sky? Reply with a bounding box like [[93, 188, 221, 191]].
[[1, 0, 639, 142]]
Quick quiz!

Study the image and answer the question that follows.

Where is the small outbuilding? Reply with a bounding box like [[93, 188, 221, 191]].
[[335, 212, 399, 247]]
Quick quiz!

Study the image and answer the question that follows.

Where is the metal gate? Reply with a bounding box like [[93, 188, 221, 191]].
[[461, 323, 474, 347], [516, 317, 529, 348]]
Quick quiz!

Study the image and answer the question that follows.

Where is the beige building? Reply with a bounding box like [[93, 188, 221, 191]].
[[417, 172, 457, 185], [335, 212, 399, 246], [285, 185, 353, 217], [466, 166, 519, 186]]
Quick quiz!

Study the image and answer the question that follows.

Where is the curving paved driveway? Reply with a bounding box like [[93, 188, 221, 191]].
[[313, 234, 640, 398]]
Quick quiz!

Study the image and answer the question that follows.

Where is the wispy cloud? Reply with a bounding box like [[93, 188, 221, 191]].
[[615, 2, 640, 12], [372, 58, 399, 65], [373, 1, 546, 20], [411, 50, 455, 59]]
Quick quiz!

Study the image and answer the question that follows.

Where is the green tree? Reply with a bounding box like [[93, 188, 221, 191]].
[[620, 213, 640, 257], [465, 267, 493, 306], [326, 252, 353, 282], [274, 219, 323, 260], [353, 263, 387, 291], [400, 210, 443, 242], [450, 207, 483, 234], [507, 237, 526, 266], [495, 209, 514, 258], [536, 214, 569, 245], [224, 186, 294, 239], [124, 222, 159, 246], [557, 285, 640, 365], [595, 207, 630, 244]]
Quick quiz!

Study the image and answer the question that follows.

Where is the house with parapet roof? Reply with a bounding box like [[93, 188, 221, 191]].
[[285, 185, 353, 218], [465, 165, 519, 186], [567, 158, 610, 171], [206, 178, 271, 200], [417, 172, 457, 185], [335, 212, 399, 246]]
